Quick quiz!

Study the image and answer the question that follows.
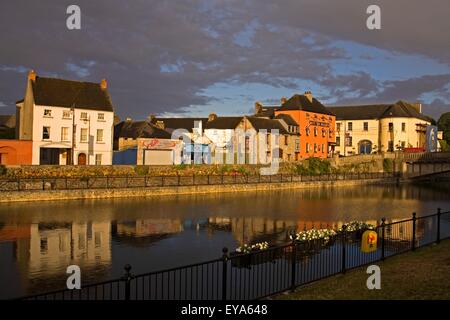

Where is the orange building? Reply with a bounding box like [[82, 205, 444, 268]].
[[0, 140, 33, 165], [274, 92, 335, 159]]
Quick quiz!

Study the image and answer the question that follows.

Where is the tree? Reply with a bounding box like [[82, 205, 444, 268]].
[[438, 112, 450, 146]]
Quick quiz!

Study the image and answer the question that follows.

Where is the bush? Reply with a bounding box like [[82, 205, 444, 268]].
[[0, 165, 6, 176], [292, 158, 331, 175], [134, 166, 149, 176]]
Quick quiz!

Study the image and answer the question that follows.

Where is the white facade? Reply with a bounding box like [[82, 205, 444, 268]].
[[31, 105, 114, 165]]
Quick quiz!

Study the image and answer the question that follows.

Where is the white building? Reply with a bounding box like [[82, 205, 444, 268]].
[[329, 101, 433, 156], [16, 70, 115, 165]]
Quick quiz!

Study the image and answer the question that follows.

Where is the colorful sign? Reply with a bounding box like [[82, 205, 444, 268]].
[[140, 139, 179, 150], [361, 230, 377, 253]]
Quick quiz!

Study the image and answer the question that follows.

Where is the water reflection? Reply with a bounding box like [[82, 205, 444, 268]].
[[0, 182, 449, 299]]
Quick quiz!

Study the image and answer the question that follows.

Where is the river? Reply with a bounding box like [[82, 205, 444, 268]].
[[0, 182, 449, 299]]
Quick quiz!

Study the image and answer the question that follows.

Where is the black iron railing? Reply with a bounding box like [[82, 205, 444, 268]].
[[18, 209, 449, 301], [0, 172, 396, 192]]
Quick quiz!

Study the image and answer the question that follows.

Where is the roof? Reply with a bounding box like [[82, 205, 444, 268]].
[[254, 106, 279, 118], [274, 113, 298, 126], [278, 94, 334, 116], [247, 117, 289, 134], [156, 117, 208, 133], [0, 114, 16, 128], [114, 121, 171, 140], [204, 117, 244, 129], [26, 76, 114, 112], [328, 101, 432, 122]]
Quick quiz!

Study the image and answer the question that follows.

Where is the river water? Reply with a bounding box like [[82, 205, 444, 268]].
[[0, 182, 449, 299]]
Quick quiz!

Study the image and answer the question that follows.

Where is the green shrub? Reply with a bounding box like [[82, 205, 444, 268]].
[[0, 165, 6, 176], [237, 166, 249, 175], [134, 166, 150, 176], [219, 165, 232, 174], [174, 164, 187, 171]]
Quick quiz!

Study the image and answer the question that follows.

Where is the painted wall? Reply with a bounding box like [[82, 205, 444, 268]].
[[31, 105, 114, 165], [335, 119, 379, 156], [275, 110, 335, 159], [0, 140, 32, 165]]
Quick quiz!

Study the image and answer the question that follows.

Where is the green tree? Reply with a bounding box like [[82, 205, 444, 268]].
[[438, 112, 450, 145]]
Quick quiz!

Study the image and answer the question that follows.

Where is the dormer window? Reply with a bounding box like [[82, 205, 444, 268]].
[[43, 109, 52, 117]]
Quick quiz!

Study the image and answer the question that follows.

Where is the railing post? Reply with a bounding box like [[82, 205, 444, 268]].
[[222, 247, 229, 301], [341, 224, 347, 274], [412, 212, 417, 251], [381, 218, 386, 261], [193, 174, 195, 186], [290, 234, 297, 291], [437, 208, 441, 244], [122, 264, 133, 301], [161, 176, 164, 187]]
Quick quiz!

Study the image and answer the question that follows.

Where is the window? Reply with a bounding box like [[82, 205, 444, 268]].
[[314, 143, 317, 153], [348, 122, 353, 131], [322, 144, 325, 153], [322, 129, 326, 137], [96, 129, 104, 142], [43, 109, 52, 117], [336, 136, 341, 146], [306, 127, 310, 136], [61, 127, 69, 141], [336, 123, 341, 132], [402, 123, 406, 132], [80, 128, 88, 142], [314, 127, 318, 136], [63, 110, 71, 119], [345, 136, 352, 147], [80, 112, 88, 120], [306, 143, 310, 153], [363, 122, 368, 131], [42, 127, 50, 140], [95, 154, 102, 165], [295, 138, 300, 152], [388, 141, 394, 152], [98, 113, 105, 121], [401, 141, 406, 148], [388, 123, 394, 132], [284, 135, 288, 146]]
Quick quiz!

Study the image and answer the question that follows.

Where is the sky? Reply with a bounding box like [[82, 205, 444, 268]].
[[0, 0, 449, 120]]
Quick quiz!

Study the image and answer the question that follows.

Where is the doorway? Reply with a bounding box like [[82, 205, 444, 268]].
[[78, 153, 87, 165]]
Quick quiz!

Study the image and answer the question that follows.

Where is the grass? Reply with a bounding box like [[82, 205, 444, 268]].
[[275, 239, 450, 300]]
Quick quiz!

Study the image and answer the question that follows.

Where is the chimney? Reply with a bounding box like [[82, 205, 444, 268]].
[[304, 91, 313, 103], [208, 113, 218, 122], [147, 114, 157, 124], [411, 102, 422, 114], [28, 70, 36, 81], [100, 78, 107, 90], [254, 101, 263, 114], [155, 120, 165, 129], [281, 97, 287, 105]]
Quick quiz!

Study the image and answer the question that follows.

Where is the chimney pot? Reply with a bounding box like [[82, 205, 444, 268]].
[[254, 101, 263, 114], [281, 97, 287, 105], [208, 113, 218, 122], [100, 78, 107, 89], [28, 70, 36, 81], [304, 91, 313, 103]]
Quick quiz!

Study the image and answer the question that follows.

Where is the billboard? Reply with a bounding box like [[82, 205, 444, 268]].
[[426, 125, 438, 152]]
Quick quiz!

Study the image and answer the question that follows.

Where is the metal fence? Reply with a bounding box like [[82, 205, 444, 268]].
[[0, 172, 395, 192], [19, 208, 449, 301]]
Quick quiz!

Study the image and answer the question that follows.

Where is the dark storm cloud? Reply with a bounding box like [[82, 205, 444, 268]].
[[0, 0, 449, 118]]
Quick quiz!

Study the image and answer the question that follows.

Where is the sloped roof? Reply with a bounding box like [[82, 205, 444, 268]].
[[204, 117, 244, 129], [28, 76, 114, 112], [114, 121, 171, 140], [329, 101, 432, 122], [274, 113, 298, 126], [0, 114, 16, 128], [278, 94, 334, 116], [247, 117, 289, 134], [156, 117, 208, 133]]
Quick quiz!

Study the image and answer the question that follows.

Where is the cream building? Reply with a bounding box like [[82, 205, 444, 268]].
[[329, 101, 433, 156], [16, 70, 115, 165]]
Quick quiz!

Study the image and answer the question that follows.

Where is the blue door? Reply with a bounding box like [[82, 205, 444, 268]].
[[359, 140, 372, 154]]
